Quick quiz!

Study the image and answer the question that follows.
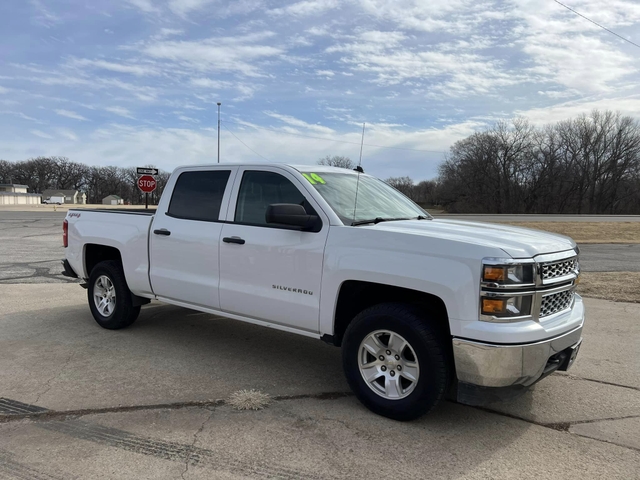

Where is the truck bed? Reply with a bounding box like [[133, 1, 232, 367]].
[[69, 208, 156, 215]]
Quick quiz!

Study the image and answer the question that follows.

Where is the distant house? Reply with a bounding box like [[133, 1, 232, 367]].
[[102, 195, 124, 205], [41, 189, 86, 205], [0, 184, 42, 205]]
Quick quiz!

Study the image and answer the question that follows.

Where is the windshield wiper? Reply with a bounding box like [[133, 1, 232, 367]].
[[351, 217, 410, 226]]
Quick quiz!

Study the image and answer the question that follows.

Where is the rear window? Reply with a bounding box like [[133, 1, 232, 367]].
[[167, 170, 231, 222]]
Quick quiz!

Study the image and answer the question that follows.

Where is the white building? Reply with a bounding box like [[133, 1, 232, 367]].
[[0, 184, 42, 205], [41, 189, 87, 205], [102, 195, 124, 205]]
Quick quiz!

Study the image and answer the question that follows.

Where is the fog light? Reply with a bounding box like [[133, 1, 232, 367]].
[[482, 298, 505, 314], [481, 295, 533, 319]]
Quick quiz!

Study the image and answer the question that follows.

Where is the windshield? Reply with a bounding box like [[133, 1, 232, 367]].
[[299, 171, 430, 225]]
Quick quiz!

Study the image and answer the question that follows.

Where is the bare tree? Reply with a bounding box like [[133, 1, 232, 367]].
[[317, 155, 354, 169], [437, 110, 640, 214], [385, 176, 416, 199]]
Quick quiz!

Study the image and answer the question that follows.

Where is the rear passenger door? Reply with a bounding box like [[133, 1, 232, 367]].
[[149, 167, 237, 309]]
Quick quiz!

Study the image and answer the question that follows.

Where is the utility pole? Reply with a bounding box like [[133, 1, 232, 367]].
[[217, 102, 221, 163]]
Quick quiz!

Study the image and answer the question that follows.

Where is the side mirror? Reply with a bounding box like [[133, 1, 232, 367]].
[[266, 204, 319, 231]]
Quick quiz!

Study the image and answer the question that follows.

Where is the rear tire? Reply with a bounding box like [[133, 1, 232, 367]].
[[88, 260, 140, 330], [342, 303, 449, 421]]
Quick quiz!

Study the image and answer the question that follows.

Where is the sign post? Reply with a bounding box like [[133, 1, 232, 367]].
[[137, 174, 157, 209]]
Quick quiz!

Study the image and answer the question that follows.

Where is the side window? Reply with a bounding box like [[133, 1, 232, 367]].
[[167, 170, 231, 221], [235, 170, 315, 226]]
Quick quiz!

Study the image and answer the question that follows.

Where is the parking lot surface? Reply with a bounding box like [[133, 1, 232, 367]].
[[1, 209, 639, 478]]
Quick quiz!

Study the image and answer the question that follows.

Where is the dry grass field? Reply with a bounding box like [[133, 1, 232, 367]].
[[577, 272, 640, 303], [499, 221, 640, 244]]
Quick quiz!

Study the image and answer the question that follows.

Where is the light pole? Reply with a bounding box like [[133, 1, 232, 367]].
[[217, 102, 221, 163]]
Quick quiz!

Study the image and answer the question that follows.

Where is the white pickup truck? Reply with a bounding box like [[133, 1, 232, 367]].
[[63, 163, 584, 420]]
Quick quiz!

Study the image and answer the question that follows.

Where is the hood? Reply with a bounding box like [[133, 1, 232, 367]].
[[369, 219, 576, 258]]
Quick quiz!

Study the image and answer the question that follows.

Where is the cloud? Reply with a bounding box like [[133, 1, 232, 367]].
[[155, 28, 184, 39], [189, 78, 258, 100], [2, 111, 44, 124], [105, 106, 136, 119], [69, 58, 159, 77], [30, 129, 54, 139], [316, 70, 335, 77], [264, 111, 335, 134], [327, 30, 527, 96], [167, 0, 216, 16], [57, 128, 78, 141], [55, 109, 89, 121], [270, 0, 340, 17], [515, 95, 640, 125], [511, 0, 639, 93], [140, 32, 284, 77], [30, 0, 61, 27], [124, 0, 158, 13]]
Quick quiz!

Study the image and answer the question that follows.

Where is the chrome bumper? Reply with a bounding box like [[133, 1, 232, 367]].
[[452, 324, 583, 388]]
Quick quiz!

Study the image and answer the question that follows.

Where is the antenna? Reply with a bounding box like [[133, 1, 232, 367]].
[[352, 122, 365, 225]]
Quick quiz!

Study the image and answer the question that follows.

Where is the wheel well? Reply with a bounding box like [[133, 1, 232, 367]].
[[332, 281, 451, 347], [84, 244, 122, 277]]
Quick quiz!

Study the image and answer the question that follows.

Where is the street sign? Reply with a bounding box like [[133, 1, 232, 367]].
[[137, 167, 159, 175], [138, 175, 157, 193]]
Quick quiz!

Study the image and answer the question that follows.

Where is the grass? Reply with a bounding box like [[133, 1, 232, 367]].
[[497, 222, 640, 244], [577, 272, 640, 303], [227, 389, 271, 411]]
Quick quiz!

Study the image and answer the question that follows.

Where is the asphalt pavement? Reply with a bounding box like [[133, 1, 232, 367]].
[[0, 209, 639, 478], [0, 285, 638, 479]]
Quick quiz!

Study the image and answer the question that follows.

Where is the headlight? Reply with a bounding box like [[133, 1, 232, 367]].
[[481, 294, 533, 319], [481, 258, 535, 322], [483, 264, 534, 286]]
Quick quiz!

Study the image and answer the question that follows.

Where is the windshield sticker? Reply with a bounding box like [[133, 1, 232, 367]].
[[302, 173, 326, 185]]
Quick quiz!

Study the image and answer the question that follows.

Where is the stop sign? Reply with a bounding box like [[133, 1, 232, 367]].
[[138, 175, 157, 193]]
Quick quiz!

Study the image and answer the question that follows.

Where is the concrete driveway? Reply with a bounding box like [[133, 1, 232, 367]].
[[0, 284, 638, 479]]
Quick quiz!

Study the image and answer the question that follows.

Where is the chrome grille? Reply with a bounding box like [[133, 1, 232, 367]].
[[540, 290, 574, 317], [541, 257, 578, 281]]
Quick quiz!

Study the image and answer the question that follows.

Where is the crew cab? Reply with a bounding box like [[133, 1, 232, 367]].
[[63, 163, 584, 420]]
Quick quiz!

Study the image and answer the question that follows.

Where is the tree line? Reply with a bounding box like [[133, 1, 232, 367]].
[[321, 110, 640, 214], [2, 109, 639, 213], [0, 157, 170, 204], [438, 110, 640, 214]]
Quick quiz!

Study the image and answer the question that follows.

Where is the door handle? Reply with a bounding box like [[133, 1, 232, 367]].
[[223, 236, 245, 245], [153, 229, 171, 236]]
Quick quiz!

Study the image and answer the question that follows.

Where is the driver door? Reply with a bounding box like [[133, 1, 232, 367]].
[[218, 167, 329, 334]]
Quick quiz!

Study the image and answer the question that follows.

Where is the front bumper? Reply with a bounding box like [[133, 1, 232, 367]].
[[452, 321, 583, 406]]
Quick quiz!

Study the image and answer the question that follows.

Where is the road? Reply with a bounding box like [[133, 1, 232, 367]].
[[0, 286, 638, 479]]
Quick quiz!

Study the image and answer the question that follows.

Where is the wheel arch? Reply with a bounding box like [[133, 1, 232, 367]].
[[84, 244, 149, 307], [329, 280, 451, 348], [84, 243, 123, 278]]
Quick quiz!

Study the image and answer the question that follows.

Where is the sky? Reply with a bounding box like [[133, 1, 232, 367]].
[[1, 0, 639, 180]]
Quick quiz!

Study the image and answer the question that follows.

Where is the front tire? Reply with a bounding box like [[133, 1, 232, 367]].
[[88, 260, 140, 329], [342, 303, 449, 421]]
